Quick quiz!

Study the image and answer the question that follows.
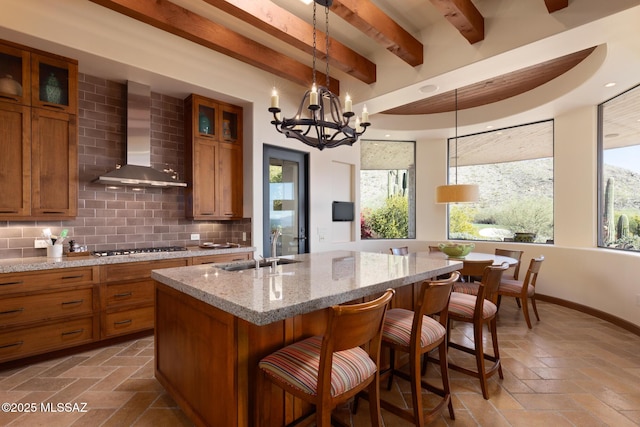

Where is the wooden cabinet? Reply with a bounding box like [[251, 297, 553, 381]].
[[0, 253, 254, 363], [185, 94, 243, 220], [0, 267, 99, 363], [0, 103, 30, 216], [99, 258, 188, 339], [0, 39, 78, 221]]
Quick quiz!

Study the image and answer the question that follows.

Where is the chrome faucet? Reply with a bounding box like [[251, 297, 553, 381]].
[[271, 228, 281, 258]]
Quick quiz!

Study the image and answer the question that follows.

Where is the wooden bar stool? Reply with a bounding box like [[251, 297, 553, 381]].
[[447, 263, 508, 399], [257, 289, 395, 427], [376, 271, 460, 426], [497, 256, 544, 328]]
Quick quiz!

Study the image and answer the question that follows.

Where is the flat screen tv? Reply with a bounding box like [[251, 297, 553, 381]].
[[332, 201, 354, 222]]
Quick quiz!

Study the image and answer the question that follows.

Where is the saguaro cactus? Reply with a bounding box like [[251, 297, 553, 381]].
[[604, 177, 615, 244], [617, 214, 629, 239]]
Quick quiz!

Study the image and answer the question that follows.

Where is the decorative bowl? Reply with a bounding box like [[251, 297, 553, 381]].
[[438, 242, 475, 258]]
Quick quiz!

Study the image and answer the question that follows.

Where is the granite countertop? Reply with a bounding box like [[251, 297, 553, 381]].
[[151, 250, 462, 326], [0, 246, 256, 274]]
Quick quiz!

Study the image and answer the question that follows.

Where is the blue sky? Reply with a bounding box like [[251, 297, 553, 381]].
[[604, 145, 640, 174]]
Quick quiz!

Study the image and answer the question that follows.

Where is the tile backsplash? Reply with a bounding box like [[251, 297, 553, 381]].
[[0, 74, 250, 260]]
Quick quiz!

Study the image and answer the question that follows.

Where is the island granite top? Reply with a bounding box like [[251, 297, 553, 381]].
[[151, 250, 462, 326]]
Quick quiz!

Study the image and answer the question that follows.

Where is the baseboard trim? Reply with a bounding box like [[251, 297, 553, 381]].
[[537, 294, 640, 337]]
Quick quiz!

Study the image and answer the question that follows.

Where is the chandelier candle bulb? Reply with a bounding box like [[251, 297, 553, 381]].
[[309, 84, 318, 107], [361, 105, 369, 123], [270, 88, 279, 109], [344, 94, 352, 113]]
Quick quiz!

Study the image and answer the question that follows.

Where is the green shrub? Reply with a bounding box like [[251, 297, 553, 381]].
[[365, 195, 409, 239]]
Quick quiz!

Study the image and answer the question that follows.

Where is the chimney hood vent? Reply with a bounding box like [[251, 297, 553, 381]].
[[94, 81, 186, 188]]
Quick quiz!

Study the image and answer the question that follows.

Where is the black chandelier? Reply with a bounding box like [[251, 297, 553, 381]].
[[268, 0, 369, 150]]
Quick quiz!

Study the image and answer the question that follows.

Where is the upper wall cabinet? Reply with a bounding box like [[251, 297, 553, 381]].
[[30, 52, 78, 114], [0, 43, 30, 105], [184, 94, 243, 220], [0, 39, 78, 220]]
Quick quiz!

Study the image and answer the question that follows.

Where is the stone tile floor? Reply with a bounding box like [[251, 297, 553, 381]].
[[1, 300, 639, 426]]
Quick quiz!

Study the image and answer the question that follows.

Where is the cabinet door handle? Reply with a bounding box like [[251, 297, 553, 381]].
[[0, 307, 24, 315], [0, 210, 19, 214], [41, 104, 65, 110], [201, 212, 214, 216], [61, 299, 84, 306], [0, 280, 23, 286], [61, 275, 83, 280], [114, 319, 132, 326], [0, 95, 19, 102], [43, 211, 66, 214], [61, 329, 84, 336], [0, 341, 24, 349], [114, 292, 133, 298]]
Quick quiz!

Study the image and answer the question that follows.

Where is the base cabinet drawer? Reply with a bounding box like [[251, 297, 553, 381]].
[[104, 280, 154, 309], [0, 317, 94, 363], [102, 306, 154, 338], [0, 288, 93, 328]]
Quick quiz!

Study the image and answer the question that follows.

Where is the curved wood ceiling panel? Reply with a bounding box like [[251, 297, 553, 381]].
[[382, 46, 597, 115]]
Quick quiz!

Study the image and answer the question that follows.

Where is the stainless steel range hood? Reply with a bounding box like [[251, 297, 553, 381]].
[[94, 81, 186, 188]]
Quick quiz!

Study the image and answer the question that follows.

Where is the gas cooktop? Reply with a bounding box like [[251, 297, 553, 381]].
[[92, 246, 188, 257]]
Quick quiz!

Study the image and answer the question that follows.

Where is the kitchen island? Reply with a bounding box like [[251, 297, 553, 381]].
[[151, 250, 461, 427]]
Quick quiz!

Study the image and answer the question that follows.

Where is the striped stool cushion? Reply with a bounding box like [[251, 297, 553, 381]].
[[448, 292, 497, 320], [382, 308, 446, 348], [453, 281, 480, 295], [259, 336, 376, 397], [499, 279, 535, 296]]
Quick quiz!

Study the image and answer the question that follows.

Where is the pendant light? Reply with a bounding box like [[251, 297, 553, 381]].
[[435, 89, 479, 203]]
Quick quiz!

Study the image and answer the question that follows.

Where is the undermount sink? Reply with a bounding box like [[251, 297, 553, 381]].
[[219, 258, 301, 272]]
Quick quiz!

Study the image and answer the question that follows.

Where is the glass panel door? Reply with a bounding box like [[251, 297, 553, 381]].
[[263, 145, 308, 257]]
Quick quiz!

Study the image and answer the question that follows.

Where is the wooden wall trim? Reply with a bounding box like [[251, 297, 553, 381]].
[[536, 294, 640, 337]]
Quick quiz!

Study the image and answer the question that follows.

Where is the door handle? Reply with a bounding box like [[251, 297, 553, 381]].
[[294, 236, 307, 240]]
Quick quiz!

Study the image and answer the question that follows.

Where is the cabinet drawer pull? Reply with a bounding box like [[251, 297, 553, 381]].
[[0, 280, 23, 286], [61, 275, 84, 280], [201, 212, 214, 216], [0, 210, 19, 214], [61, 329, 84, 336], [61, 299, 84, 306], [0, 307, 24, 315], [114, 292, 133, 298], [114, 319, 132, 326], [0, 341, 24, 349], [43, 210, 66, 214]]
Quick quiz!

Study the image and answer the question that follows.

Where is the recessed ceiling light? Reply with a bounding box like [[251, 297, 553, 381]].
[[418, 84, 438, 94], [300, 0, 313, 4], [486, 125, 493, 129], [385, 134, 391, 138], [604, 82, 616, 88]]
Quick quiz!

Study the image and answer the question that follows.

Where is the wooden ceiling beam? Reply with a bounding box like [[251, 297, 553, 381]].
[[544, 0, 569, 13], [329, 0, 423, 67], [88, 0, 340, 94], [200, 0, 376, 84], [428, 0, 484, 44]]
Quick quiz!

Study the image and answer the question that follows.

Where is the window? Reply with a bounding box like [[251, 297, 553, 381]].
[[598, 84, 640, 252], [360, 140, 416, 239], [447, 120, 554, 243]]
